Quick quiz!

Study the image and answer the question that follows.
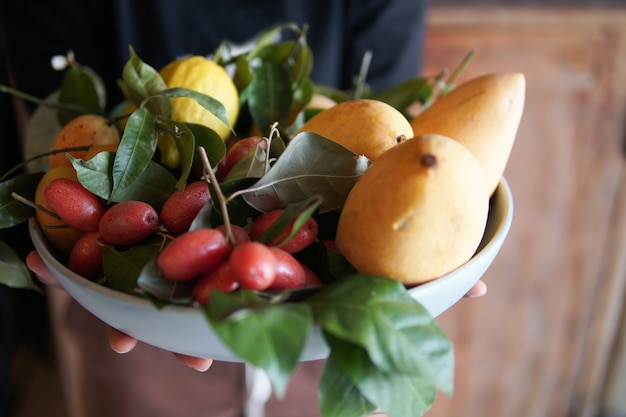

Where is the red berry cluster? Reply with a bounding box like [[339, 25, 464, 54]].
[[157, 207, 322, 305], [43, 176, 322, 304]]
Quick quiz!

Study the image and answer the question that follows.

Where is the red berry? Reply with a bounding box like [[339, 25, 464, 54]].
[[157, 228, 231, 281], [44, 177, 104, 232], [192, 261, 239, 305], [215, 224, 251, 245], [229, 242, 276, 291], [267, 248, 306, 291], [98, 201, 159, 246], [68, 231, 104, 280], [249, 209, 318, 253], [216, 136, 265, 181], [161, 181, 211, 235], [301, 263, 323, 288]]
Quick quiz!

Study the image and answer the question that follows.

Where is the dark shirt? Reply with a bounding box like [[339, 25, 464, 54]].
[[2, 0, 427, 107]]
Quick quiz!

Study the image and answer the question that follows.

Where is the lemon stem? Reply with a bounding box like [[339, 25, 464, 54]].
[[197, 146, 236, 246]]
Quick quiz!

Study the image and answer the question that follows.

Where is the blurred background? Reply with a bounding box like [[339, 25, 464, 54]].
[[422, 1, 626, 417], [6, 0, 626, 416]]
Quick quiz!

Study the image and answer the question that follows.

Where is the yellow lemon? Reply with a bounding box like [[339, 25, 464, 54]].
[[296, 99, 413, 160], [159, 56, 239, 140]]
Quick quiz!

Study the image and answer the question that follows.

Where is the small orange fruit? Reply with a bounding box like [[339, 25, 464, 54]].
[[49, 114, 120, 169]]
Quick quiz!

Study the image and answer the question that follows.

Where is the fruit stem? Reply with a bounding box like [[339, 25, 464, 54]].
[[439, 48, 478, 96], [0, 84, 91, 114], [11, 192, 61, 220], [353, 50, 372, 100], [265, 122, 280, 175], [0, 145, 91, 183], [197, 146, 236, 246]]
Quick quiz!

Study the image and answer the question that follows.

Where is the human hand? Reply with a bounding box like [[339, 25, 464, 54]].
[[25, 251, 213, 372]]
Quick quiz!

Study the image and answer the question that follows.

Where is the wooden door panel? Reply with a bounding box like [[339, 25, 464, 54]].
[[421, 8, 626, 417]]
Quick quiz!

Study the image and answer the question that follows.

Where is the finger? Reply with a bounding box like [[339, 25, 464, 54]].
[[464, 280, 487, 298], [173, 353, 213, 372], [26, 251, 58, 286], [108, 327, 138, 354]]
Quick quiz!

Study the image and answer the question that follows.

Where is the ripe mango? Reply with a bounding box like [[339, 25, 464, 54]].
[[335, 134, 489, 285], [411, 72, 525, 194], [297, 99, 414, 160]]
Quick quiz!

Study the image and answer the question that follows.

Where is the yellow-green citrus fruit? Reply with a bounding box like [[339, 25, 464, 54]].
[[159, 55, 239, 140], [297, 99, 414, 160], [335, 133, 489, 285]]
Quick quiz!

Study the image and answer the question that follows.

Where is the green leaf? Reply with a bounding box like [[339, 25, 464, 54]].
[[224, 141, 269, 181], [58, 63, 106, 124], [104, 241, 163, 294], [188, 123, 227, 175], [205, 290, 313, 397], [155, 117, 195, 190], [72, 152, 115, 199], [326, 334, 438, 417], [240, 132, 370, 213], [319, 354, 376, 417], [149, 87, 232, 134], [136, 257, 195, 304], [110, 161, 178, 212], [308, 275, 454, 394], [119, 46, 170, 116], [247, 62, 293, 136], [254, 195, 322, 245], [0, 240, 40, 291], [72, 152, 176, 211], [376, 77, 433, 116], [109, 107, 157, 203], [0, 172, 43, 228]]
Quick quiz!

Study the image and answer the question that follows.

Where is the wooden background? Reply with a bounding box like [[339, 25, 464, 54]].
[[421, 7, 626, 417]]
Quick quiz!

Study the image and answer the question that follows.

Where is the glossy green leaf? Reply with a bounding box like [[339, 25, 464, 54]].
[[205, 289, 312, 398], [376, 77, 433, 116], [188, 123, 227, 174], [119, 46, 171, 116], [0, 240, 39, 291], [224, 141, 269, 181], [72, 152, 176, 210], [104, 238, 163, 294], [58, 64, 105, 124], [240, 132, 370, 213], [247, 62, 293, 136], [319, 354, 376, 417], [110, 161, 178, 211], [149, 87, 232, 135], [0, 172, 43, 228], [325, 334, 438, 417], [309, 275, 453, 394], [254, 195, 322, 245], [155, 117, 195, 190], [72, 152, 114, 200], [109, 107, 157, 203], [136, 257, 196, 304]]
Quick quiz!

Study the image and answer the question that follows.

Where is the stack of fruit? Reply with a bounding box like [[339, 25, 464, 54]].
[[0, 24, 524, 417]]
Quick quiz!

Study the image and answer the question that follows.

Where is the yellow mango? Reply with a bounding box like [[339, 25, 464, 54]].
[[335, 134, 489, 285], [411, 72, 525, 194]]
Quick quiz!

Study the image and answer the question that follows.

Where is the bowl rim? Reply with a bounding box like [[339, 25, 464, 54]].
[[30, 177, 514, 315]]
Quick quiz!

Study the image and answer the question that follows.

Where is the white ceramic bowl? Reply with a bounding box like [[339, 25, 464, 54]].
[[29, 178, 513, 362]]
